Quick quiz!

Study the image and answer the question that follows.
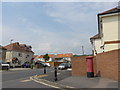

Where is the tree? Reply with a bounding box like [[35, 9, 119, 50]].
[[43, 54, 50, 62], [43, 54, 50, 74]]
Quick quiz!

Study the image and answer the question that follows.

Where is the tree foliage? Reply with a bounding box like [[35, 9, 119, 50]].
[[43, 53, 50, 62]]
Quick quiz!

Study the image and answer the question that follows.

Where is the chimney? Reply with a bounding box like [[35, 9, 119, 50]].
[[14, 42, 19, 46]]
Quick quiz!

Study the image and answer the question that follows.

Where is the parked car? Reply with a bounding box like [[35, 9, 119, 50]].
[[35, 61, 42, 64], [22, 62, 31, 68], [66, 63, 72, 68], [44, 63, 51, 67], [58, 63, 68, 70], [35, 61, 47, 67], [0, 60, 10, 70]]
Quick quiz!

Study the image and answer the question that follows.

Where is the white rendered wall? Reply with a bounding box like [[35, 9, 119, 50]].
[[101, 14, 120, 52]]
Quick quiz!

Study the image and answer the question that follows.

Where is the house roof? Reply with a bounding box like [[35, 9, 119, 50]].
[[19, 44, 26, 47], [48, 54, 54, 58], [98, 7, 120, 15], [0, 45, 7, 50], [33, 55, 38, 58], [38, 55, 44, 58], [93, 7, 120, 42], [4, 42, 34, 53], [90, 34, 101, 40], [38, 54, 54, 58], [55, 53, 73, 58]]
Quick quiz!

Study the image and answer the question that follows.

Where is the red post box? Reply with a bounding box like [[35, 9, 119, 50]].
[[86, 56, 94, 77]]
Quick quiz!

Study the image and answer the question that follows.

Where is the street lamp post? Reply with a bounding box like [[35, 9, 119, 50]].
[[52, 55, 58, 81]]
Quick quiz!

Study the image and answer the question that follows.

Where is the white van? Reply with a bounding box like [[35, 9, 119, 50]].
[[0, 60, 10, 70]]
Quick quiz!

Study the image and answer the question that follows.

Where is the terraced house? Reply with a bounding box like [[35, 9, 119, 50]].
[[4, 42, 34, 67]]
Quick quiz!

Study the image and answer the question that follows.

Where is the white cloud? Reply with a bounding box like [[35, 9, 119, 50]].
[[2, 2, 117, 55], [53, 18, 64, 23], [45, 2, 117, 24], [2, 0, 119, 2], [37, 43, 51, 51], [2, 24, 92, 55]]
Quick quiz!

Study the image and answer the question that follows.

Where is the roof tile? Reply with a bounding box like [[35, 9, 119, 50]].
[[56, 53, 72, 58]]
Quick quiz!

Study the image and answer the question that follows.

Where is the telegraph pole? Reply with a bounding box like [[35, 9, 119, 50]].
[[82, 45, 84, 55]]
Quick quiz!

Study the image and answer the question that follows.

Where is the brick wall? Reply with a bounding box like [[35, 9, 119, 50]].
[[72, 49, 119, 81], [95, 49, 119, 81], [72, 56, 87, 76]]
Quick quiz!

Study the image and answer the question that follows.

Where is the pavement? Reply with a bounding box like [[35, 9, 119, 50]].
[[57, 76, 118, 88], [30, 75, 75, 89], [31, 68, 119, 88]]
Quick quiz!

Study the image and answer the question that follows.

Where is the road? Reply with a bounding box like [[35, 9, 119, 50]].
[[2, 68, 54, 88], [2, 67, 72, 89]]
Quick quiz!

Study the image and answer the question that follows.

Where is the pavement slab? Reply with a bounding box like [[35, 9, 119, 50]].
[[32, 69, 118, 88], [30, 75, 75, 89], [57, 76, 118, 88]]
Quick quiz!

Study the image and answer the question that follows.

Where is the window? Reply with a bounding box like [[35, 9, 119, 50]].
[[26, 54, 29, 58], [18, 53, 22, 57]]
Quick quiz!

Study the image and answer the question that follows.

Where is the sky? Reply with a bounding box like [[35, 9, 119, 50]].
[[1, 2, 118, 55]]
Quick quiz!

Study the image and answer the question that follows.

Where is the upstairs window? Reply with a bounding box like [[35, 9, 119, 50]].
[[27, 54, 29, 57], [26, 54, 29, 58], [18, 53, 22, 57]]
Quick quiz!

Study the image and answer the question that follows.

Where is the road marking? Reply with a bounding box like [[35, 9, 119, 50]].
[[51, 71, 54, 72], [30, 75, 75, 89], [30, 76, 61, 89], [20, 79, 31, 82], [36, 74, 48, 78]]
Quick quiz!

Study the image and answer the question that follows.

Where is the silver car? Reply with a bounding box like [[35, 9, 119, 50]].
[[58, 63, 68, 70]]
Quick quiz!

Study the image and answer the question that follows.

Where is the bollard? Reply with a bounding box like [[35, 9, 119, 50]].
[[86, 56, 94, 78], [54, 67, 57, 81], [44, 67, 46, 74]]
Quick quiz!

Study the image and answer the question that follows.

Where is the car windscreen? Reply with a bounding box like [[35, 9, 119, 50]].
[[59, 63, 66, 66], [0, 61, 7, 64]]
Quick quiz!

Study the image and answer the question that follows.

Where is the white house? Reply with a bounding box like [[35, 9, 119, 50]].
[[4, 42, 34, 66], [90, 34, 101, 55], [90, 7, 120, 55], [0, 45, 7, 61]]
